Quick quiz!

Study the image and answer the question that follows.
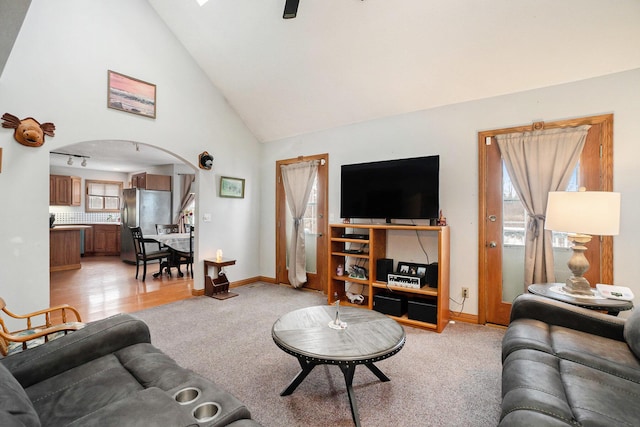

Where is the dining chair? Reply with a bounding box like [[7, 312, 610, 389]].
[[155, 224, 180, 235], [0, 297, 84, 356], [129, 226, 170, 281], [176, 225, 194, 276]]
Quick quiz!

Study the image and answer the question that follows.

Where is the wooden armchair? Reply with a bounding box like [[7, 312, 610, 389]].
[[0, 297, 84, 356]]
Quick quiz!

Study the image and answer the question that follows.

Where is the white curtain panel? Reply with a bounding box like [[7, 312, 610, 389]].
[[175, 174, 195, 232], [496, 125, 590, 289], [280, 160, 319, 288]]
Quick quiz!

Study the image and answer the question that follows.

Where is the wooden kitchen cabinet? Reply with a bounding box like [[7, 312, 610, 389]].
[[92, 225, 120, 255], [131, 173, 171, 191], [84, 226, 94, 253], [50, 175, 81, 206], [50, 226, 91, 272]]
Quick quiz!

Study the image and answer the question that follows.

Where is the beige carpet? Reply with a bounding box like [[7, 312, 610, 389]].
[[134, 283, 505, 426]]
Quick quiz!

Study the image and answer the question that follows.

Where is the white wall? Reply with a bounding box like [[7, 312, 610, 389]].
[[0, 0, 261, 319], [260, 68, 640, 316]]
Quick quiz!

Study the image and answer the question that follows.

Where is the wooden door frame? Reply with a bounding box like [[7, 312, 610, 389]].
[[478, 114, 613, 325], [275, 153, 329, 292]]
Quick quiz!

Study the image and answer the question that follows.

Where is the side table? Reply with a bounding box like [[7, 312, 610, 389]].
[[204, 258, 238, 300], [528, 283, 633, 316]]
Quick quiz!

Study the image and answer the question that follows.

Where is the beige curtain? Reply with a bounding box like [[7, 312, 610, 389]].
[[175, 174, 195, 232], [496, 125, 590, 289], [280, 160, 319, 288]]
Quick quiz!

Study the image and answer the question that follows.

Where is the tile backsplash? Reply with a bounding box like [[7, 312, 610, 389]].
[[51, 212, 121, 224]]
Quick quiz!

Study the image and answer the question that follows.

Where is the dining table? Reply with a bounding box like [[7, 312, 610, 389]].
[[144, 232, 192, 277]]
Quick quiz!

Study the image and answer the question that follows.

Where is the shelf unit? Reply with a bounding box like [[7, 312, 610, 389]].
[[328, 223, 450, 332]]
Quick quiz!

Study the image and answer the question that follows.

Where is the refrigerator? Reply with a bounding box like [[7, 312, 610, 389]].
[[120, 188, 172, 264]]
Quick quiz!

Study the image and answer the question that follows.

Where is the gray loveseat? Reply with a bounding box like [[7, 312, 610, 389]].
[[500, 293, 640, 426], [0, 313, 261, 427]]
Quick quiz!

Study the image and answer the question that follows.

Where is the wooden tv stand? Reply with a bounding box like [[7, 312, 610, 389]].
[[328, 223, 450, 332]]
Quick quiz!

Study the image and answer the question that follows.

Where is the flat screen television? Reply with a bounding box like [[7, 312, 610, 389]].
[[340, 155, 439, 222]]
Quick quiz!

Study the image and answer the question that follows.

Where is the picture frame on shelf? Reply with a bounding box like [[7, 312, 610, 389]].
[[397, 262, 428, 277], [220, 176, 245, 198], [107, 70, 156, 119]]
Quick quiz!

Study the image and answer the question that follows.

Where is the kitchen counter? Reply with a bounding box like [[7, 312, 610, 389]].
[[49, 226, 92, 272], [50, 225, 93, 231]]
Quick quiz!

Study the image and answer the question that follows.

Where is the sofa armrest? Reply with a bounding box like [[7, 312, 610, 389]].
[[1, 313, 151, 388], [510, 294, 626, 341]]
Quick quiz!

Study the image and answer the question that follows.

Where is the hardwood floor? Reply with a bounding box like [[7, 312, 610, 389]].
[[50, 256, 194, 322]]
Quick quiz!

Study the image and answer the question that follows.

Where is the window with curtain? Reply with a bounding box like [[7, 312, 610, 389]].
[[85, 180, 122, 212], [503, 163, 579, 249]]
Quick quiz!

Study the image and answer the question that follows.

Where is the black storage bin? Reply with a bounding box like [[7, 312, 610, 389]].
[[373, 293, 407, 317], [407, 298, 437, 324]]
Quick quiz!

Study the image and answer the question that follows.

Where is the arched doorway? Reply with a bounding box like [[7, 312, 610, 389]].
[[49, 140, 197, 321]]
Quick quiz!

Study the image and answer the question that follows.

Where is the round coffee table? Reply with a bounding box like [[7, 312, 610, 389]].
[[528, 283, 633, 315], [272, 305, 405, 426]]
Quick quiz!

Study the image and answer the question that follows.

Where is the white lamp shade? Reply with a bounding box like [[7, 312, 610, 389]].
[[544, 191, 620, 236]]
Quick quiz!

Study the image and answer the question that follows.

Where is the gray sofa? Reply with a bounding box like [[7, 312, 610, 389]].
[[500, 293, 640, 426], [0, 313, 261, 427]]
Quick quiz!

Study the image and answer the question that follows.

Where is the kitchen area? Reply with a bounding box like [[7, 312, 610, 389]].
[[49, 160, 189, 273]]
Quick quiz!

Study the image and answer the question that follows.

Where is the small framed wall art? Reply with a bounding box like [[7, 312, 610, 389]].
[[220, 176, 245, 198], [107, 70, 156, 118]]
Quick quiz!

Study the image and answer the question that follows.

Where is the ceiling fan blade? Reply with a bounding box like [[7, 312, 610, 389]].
[[283, 0, 300, 19]]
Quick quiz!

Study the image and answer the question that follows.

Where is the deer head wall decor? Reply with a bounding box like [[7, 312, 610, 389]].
[[1, 113, 55, 147]]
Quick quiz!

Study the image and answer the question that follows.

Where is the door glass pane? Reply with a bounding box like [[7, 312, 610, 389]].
[[502, 163, 525, 302], [501, 163, 579, 301], [285, 176, 318, 274]]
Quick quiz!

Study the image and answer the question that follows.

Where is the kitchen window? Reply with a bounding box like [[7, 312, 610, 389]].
[[86, 180, 122, 213]]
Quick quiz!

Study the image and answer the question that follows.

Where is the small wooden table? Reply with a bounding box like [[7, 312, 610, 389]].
[[203, 258, 237, 299], [528, 283, 633, 315], [272, 305, 405, 426]]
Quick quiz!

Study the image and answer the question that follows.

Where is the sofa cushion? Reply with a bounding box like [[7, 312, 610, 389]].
[[624, 305, 640, 359], [501, 349, 574, 425], [504, 318, 640, 383], [25, 353, 144, 426], [65, 387, 197, 427], [501, 348, 640, 426], [115, 343, 192, 389], [0, 362, 40, 427]]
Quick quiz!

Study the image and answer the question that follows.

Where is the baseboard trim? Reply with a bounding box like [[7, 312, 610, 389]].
[[449, 311, 479, 324], [193, 276, 276, 296], [230, 276, 263, 288], [194, 279, 482, 326]]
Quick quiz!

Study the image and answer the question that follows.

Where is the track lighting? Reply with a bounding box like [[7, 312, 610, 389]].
[[51, 151, 90, 168]]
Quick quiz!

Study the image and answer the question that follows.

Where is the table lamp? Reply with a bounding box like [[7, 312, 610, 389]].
[[544, 188, 620, 296]]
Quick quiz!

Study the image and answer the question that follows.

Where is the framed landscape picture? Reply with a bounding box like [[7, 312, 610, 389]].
[[107, 70, 156, 118], [220, 176, 245, 198]]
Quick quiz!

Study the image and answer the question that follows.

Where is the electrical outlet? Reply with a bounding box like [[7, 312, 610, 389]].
[[462, 287, 469, 298]]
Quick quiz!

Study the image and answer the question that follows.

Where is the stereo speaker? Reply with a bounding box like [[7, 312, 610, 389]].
[[373, 293, 407, 317], [408, 298, 437, 324], [376, 258, 394, 282], [426, 262, 438, 287]]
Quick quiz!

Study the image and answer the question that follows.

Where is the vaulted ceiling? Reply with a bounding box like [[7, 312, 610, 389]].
[[149, 0, 640, 142], [3, 0, 640, 154]]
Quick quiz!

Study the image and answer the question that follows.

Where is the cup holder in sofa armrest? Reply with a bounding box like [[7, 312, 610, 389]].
[[173, 387, 201, 405], [193, 402, 222, 423]]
